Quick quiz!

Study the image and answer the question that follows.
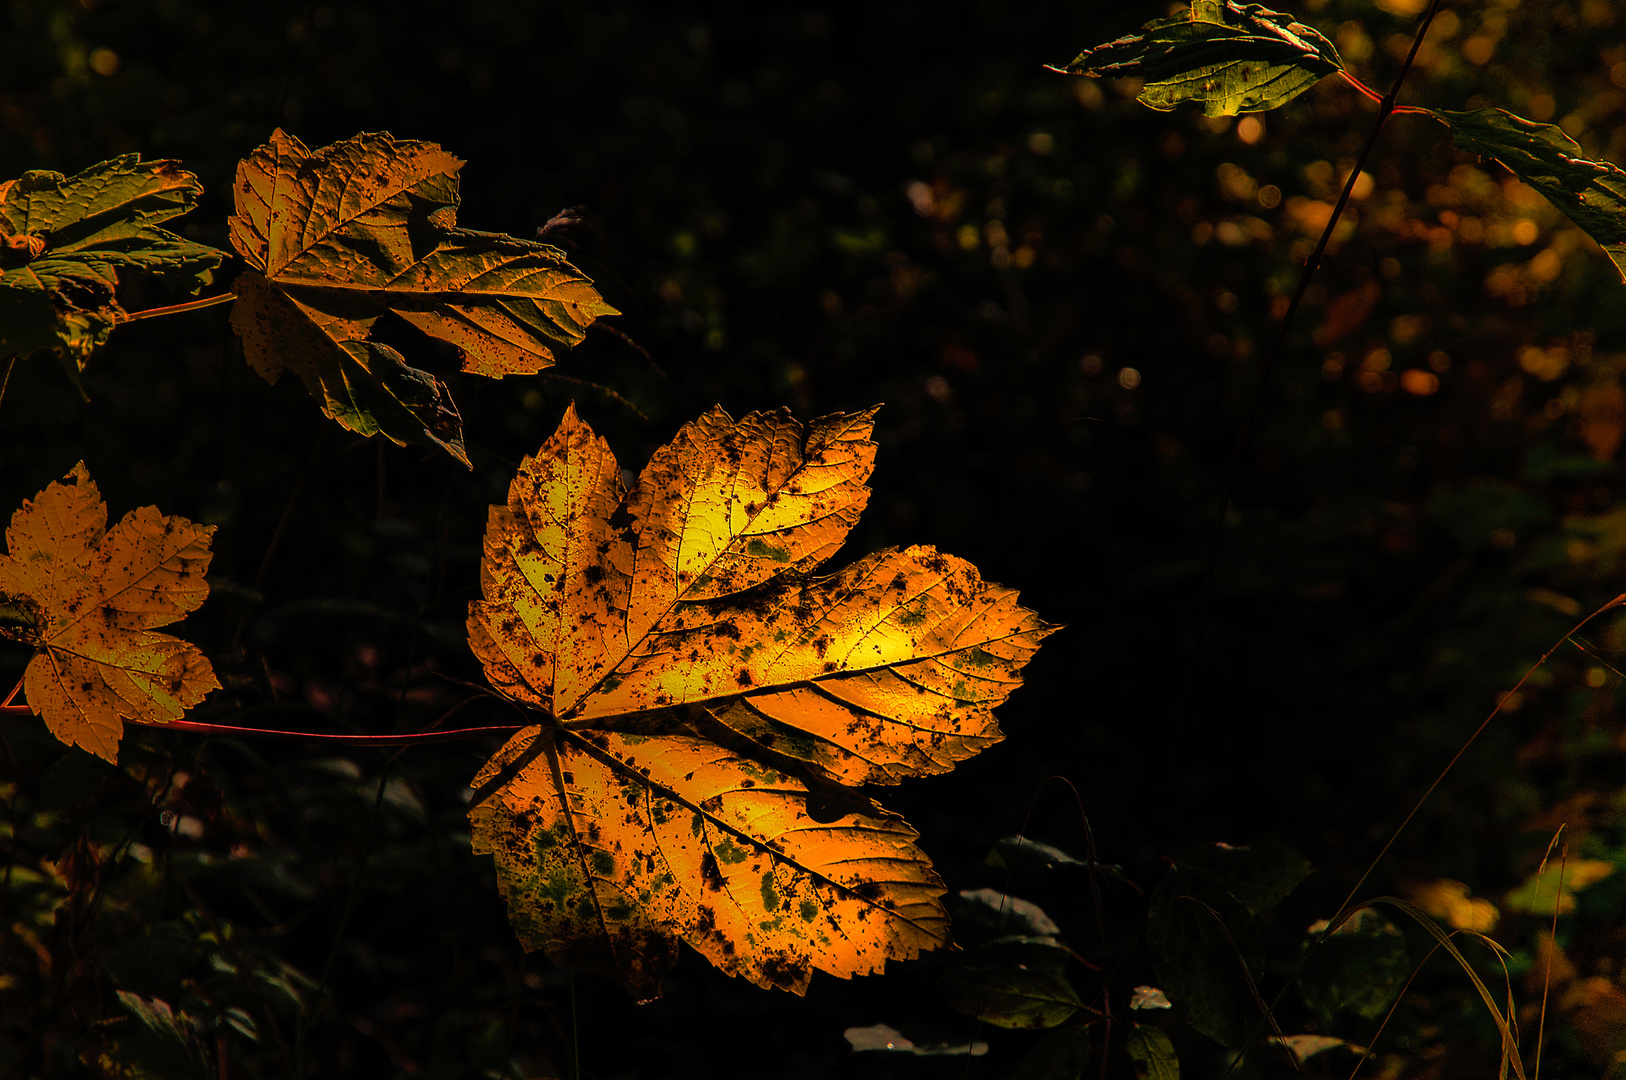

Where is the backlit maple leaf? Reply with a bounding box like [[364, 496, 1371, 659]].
[[226, 129, 620, 466], [0, 463, 218, 763], [467, 405, 1055, 999], [0, 156, 224, 383]]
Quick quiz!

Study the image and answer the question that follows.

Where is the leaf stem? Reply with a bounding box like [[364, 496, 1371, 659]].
[[539, 370, 651, 422], [0, 705, 522, 744], [1, 675, 21, 708], [1338, 68, 1385, 104], [116, 290, 235, 323]]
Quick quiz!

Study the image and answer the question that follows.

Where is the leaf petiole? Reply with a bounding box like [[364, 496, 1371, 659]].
[[116, 290, 235, 323], [1338, 68, 1384, 104]]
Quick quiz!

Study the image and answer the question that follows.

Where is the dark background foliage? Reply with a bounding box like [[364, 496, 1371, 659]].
[[5, 0, 1626, 1075]]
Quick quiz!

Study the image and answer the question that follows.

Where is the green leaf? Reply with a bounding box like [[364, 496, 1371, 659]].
[[971, 934, 1082, 971], [1297, 907, 1409, 1022], [1058, 0, 1343, 117], [951, 887, 1063, 940], [1432, 107, 1626, 283], [988, 835, 1134, 886], [1181, 840, 1313, 915], [939, 958, 1087, 1029], [1503, 858, 1614, 915], [843, 1024, 988, 1057], [1144, 869, 1258, 1045], [0, 156, 224, 378], [1127, 1025, 1181, 1080], [1015, 1027, 1096, 1080]]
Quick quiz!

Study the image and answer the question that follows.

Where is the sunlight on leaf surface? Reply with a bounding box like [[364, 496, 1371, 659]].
[[227, 130, 619, 465], [0, 463, 218, 762], [1432, 108, 1626, 283], [0, 156, 223, 378], [1060, 0, 1343, 116], [467, 404, 1054, 997]]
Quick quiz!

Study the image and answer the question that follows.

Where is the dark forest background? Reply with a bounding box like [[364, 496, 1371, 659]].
[[6, 0, 1626, 1076]]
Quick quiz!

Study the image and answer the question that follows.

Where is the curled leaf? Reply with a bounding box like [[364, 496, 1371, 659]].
[[1058, 0, 1342, 117], [227, 130, 619, 464], [0, 463, 218, 762]]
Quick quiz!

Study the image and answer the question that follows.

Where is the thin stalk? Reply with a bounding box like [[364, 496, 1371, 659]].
[[1533, 837, 1568, 1080], [1339, 69, 1385, 103], [539, 370, 651, 421], [1328, 594, 1621, 922], [1183, 0, 1447, 714], [116, 291, 235, 323], [0, 703, 522, 744], [0, 357, 14, 415], [1229, 591, 1625, 1075]]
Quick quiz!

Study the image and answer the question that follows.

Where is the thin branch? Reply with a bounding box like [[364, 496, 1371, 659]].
[[0, 357, 14, 416], [0, 704, 523, 744], [141, 717, 525, 745], [1184, 0, 1447, 715], [590, 320, 666, 379], [1228, 591, 1626, 1077], [115, 291, 236, 323], [540, 370, 651, 422]]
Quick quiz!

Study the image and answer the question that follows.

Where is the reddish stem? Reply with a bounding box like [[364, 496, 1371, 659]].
[[1339, 68, 1386, 104], [0, 706, 523, 746], [117, 291, 235, 324]]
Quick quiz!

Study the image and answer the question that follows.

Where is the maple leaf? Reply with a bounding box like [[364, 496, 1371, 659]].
[[0, 463, 218, 763], [0, 156, 224, 384], [226, 129, 620, 466], [467, 404, 1055, 999]]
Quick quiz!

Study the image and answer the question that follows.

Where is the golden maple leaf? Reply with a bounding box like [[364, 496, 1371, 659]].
[[466, 404, 1055, 999], [0, 463, 217, 763], [226, 129, 620, 466]]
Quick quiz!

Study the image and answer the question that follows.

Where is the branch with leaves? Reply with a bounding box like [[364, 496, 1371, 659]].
[[0, 130, 621, 462]]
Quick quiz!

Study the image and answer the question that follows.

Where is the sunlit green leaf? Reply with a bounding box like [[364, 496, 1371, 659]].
[[1058, 0, 1342, 116], [0, 156, 223, 380], [1432, 107, 1626, 283], [1504, 858, 1614, 915]]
